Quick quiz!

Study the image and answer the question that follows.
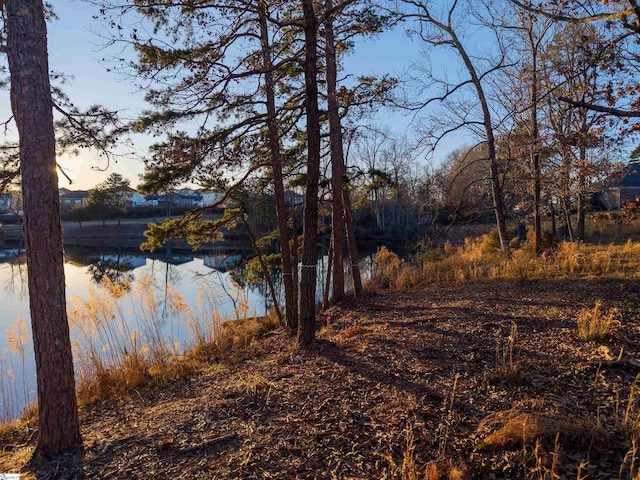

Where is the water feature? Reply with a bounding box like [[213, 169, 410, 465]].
[[0, 246, 268, 421], [0, 245, 372, 421]]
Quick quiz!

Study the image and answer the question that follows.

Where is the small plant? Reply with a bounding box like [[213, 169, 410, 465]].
[[577, 301, 620, 341], [339, 325, 366, 339], [489, 322, 521, 384]]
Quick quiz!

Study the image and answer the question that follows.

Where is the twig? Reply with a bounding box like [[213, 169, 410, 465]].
[[179, 433, 239, 454]]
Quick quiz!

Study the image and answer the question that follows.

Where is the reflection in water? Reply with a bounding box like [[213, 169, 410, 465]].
[[2, 252, 27, 300], [66, 248, 148, 292], [0, 245, 373, 422]]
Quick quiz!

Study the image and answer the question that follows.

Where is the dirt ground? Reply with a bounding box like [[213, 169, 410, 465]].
[[2, 277, 640, 479]]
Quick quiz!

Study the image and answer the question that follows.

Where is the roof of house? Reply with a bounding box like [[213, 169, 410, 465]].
[[60, 190, 90, 200], [606, 162, 640, 188]]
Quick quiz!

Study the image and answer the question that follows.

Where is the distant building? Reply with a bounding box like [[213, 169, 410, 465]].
[[201, 191, 225, 207], [0, 191, 21, 213], [59, 190, 90, 209], [602, 162, 640, 210]]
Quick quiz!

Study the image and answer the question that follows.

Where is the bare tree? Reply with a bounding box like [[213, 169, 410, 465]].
[[401, 0, 511, 250]]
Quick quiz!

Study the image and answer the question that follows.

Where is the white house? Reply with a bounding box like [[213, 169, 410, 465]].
[[201, 191, 225, 207]]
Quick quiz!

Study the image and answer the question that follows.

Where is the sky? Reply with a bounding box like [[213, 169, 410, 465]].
[[1, 0, 468, 191]]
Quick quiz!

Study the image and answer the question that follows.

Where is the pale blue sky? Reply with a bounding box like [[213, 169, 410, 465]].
[[2, 1, 470, 190]]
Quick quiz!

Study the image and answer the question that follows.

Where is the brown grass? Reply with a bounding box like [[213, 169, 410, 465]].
[[371, 234, 640, 294], [577, 301, 620, 341], [479, 410, 607, 451], [67, 275, 277, 406]]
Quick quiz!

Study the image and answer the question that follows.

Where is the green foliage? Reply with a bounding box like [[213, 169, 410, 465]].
[[87, 173, 132, 219], [67, 206, 90, 226], [141, 208, 240, 251], [484, 227, 516, 254], [419, 247, 446, 263], [245, 254, 282, 284]]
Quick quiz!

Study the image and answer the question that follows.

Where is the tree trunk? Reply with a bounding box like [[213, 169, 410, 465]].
[[576, 117, 588, 241], [298, 0, 321, 345], [241, 216, 282, 323], [258, 6, 297, 329], [291, 207, 299, 318], [550, 196, 557, 240], [324, 0, 345, 304], [448, 25, 508, 251], [6, 0, 81, 454], [323, 240, 333, 310], [531, 48, 542, 255], [342, 183, 363, 297]]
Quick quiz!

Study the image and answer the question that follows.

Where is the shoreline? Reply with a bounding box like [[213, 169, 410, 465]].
[[0, 218, 252, 252]]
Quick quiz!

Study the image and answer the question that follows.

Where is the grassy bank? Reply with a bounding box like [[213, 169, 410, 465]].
[[2, 235, 640, 478]]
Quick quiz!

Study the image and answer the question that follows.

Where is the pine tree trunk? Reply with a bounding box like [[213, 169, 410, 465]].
[[298, 0, 321, 345], [324, 0, 345, 304], [258, 6, 297, 329], [6, 0, 81, 454]]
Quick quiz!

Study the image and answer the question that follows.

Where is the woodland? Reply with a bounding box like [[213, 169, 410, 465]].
[[3, 0, 640, 478]]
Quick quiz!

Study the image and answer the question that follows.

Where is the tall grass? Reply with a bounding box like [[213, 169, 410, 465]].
[[370, 234, 640, 292], [576, 301, 620, 341], [68, 274, 264, 405], [0, 317, 32, 424]]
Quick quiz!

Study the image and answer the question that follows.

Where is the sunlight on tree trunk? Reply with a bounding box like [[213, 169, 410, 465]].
[[6, 0, 81, 455]]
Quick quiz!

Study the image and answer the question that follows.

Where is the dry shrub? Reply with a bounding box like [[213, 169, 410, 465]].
[[189, 314, 278, 362], [394, 265, 419, 292], [339, 325, 366, 339], [421, 236, 640, 286], [479, 410, 606, 451], [373, 246, 403, 288], [577, 300, 620, 341], [372, 247, 420, 292], [556, 241, 584, 275], [502, 248, 537, 280]]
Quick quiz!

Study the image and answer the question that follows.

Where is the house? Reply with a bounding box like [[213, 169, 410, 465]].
[[59, 190, 90, 209], [174, 188, 202, 208], [201, 191, 225, 207], [0, 191, 21, 213], [602, 162, 640, 210], [129, 191, 147, 207]]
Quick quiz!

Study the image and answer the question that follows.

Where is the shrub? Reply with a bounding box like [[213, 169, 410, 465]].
[[577, 301, 620, 341]]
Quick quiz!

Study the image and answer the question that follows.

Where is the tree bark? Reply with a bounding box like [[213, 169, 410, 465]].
[[342, 183, 363, 297], [258, 5, 297, 329], [298, 0, 321, 345], [530, 47, 542, 255], [6, 0, 81, 454], [324, 0, 345, 304]]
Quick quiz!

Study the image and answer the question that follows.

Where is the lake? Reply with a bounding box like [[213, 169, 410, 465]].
[[0, 246, 369, 422]]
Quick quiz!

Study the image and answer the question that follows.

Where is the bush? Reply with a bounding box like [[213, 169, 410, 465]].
[[577, 301, 620, 341]]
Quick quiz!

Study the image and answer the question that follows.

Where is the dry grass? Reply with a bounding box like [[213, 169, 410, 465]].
[[372, 247, 420, 293], [371, 233, 640, 293], [384, 419, 471, 480], [488, 322, 522, 385], [479, 410, 606, 450], [69, 275, 276, 406], [576, 301, 620, 341]]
